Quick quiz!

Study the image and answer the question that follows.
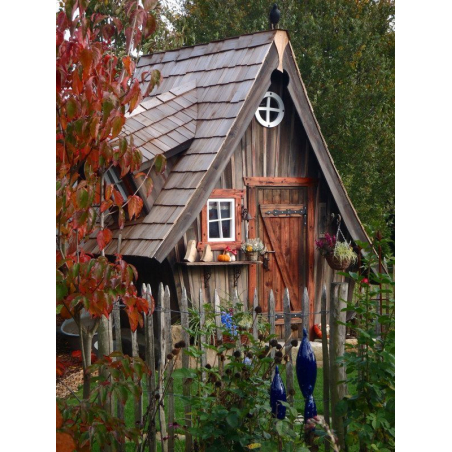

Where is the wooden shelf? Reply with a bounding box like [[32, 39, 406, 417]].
[[177, 261, 262, 266], [177, 261, 262, 288]]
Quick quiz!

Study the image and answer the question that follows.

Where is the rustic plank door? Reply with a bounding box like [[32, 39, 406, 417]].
[[255, 187, 308, 315]]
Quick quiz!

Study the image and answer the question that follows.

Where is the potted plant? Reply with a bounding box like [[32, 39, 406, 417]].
[[241, 238, 265, 261], [315, 233, 357, 271]]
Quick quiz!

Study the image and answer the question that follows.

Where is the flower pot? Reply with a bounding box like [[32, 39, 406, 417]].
[[325, 254, 351, 271], [221, 332, 250, 345], [246, 251, 259, 261]]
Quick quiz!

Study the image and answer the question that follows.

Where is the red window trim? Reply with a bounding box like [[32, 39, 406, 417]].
[[197, 189, 245, 251]]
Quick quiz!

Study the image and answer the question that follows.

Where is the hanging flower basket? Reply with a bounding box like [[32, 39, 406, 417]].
[[315, 231, 357, 272], [325, 253, 352, 271]]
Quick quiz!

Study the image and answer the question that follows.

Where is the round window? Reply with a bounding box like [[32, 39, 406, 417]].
[[254, 91, 285, 128]]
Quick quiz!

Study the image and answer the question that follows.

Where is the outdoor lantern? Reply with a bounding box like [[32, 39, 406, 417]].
[[296, 327, 318, 426]]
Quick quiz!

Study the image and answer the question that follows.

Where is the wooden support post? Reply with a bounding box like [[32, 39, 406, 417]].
[[283, 288, 294, 405], [320, 285, 331, 452], [144, 284, 156, 452], [252, 288, 259, 341], [180, 287, 192, 452], [329, 282, 348, 452], [164, 285, 175, 451], [157, 283, 168, 452], [268, 290, 276, 359]]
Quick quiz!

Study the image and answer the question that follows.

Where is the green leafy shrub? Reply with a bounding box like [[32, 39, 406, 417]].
[[175, 308, 310, 451], [338, 238, 395, 451]]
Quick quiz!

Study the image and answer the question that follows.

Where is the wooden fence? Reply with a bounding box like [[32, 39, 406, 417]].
[[117, 281, 349, 451]]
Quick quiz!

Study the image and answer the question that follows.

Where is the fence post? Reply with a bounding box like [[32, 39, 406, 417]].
[[283, 288, 294, 405], [302, 287, 309, 337], [214, 289, 224, 376], [180, 287, 192, 452], [164, 285, 175, 451], [112, 300, 125, 452], [320, 284, 331, 452], [252, 288, 259, 341], [144, 284, 156, 452], [268, 290, 276, 359], [131, 306, 142, 426], [329, 282, 348, 451], [199, 288, 207, 378], [157, 283, 168, 452]]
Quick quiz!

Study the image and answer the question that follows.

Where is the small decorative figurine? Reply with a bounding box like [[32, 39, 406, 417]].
[[270, 365, 287, 420], [296, 327, 318, 427]]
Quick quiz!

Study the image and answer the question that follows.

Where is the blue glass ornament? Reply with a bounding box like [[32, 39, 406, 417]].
[[296, 327, 317, 422], [270, 365, 287, 420]]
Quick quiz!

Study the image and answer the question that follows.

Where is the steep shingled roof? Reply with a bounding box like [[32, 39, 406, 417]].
[[84, 30, 278, 259]]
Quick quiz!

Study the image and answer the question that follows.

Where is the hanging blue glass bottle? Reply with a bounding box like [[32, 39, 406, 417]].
[[296, 327, 317, 423], [270, 365, 287, 420]]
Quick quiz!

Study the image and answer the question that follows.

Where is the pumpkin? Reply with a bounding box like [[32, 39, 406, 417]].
[[313, 324, 322, 339], [218, 253, 231, 262]]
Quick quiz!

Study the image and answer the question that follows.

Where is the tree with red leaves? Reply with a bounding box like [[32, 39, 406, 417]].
[[56, 1, 164, 449]]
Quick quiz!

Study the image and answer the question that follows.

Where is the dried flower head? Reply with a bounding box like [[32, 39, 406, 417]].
[[275, 351, 283, 358], [226, 369, 232, 375], [246, 352, 253, 359], [233, 350, 241, 358], [172, 348, 180, 355], [258, 334, 264, 341], [291, 339, 298, 347], [274, 357, 282, 364], [234, 372, 241, 379], [215, 381, 222, 388], [276, 343, 282, 350], [270, 339, 278, 347], [254, 306, 263, 314], [284, 355, 289, 362], [166, 353, 174, 360], [291, 324, 299, 331]]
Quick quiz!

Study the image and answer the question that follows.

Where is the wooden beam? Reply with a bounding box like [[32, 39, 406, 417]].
[[307, 185, 315, 334], [244, 177, 317, 187]]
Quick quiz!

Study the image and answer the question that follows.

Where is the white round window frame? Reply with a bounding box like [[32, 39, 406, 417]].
[[254, 91, 285, 128]]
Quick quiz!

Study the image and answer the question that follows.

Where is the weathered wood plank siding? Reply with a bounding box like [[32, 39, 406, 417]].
[[168, 70, 355, 319]]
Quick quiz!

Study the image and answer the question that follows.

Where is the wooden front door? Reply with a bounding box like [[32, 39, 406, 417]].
[[255, 187, 308, 314]]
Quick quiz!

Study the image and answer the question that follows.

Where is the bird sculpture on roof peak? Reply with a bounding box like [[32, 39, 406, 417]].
[[269, 4, 280, 30]]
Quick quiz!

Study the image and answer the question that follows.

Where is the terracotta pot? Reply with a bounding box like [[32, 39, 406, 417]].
[[221, 332, 250, 345], [325, 254, 351, 271]]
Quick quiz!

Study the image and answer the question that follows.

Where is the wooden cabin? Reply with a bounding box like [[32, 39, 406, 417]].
[[85, 30, 372, 337]]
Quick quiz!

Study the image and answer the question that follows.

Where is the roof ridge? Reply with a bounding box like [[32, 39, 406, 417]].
[[138, 29, 279, 60]]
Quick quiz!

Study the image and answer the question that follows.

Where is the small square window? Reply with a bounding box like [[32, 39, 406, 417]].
[[207, 199, 235, 241]]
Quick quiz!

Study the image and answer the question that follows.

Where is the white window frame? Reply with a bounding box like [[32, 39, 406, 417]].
[[207, 198, 235, 242]]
